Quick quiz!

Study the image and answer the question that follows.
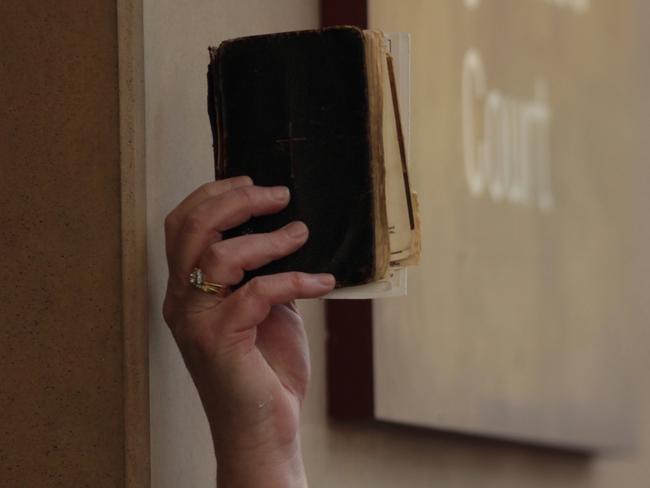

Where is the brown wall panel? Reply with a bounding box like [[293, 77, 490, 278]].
[[0, 1, 137, 486]]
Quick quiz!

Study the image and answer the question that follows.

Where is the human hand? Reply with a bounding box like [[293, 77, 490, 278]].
[[162, 177, 335, 487]]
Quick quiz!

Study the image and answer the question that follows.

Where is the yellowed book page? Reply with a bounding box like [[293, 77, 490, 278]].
[[362, 30, 390, 281], [380, 37, 413, 262]]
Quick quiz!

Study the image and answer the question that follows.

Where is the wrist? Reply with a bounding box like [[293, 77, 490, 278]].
[[216, 441, 307, 488]]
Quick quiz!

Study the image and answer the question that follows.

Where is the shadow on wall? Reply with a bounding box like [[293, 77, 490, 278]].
[[325, 419, 594, 484]]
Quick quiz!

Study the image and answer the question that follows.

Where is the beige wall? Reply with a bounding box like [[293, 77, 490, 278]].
[[145, 2, 650, 487]]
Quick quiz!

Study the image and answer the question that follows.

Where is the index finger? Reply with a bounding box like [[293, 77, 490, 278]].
[[216, 272, 336, 336], [165, 176, 253, 253]]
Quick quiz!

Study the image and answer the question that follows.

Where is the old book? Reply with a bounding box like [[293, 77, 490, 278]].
[[208, 26, 419, 293]]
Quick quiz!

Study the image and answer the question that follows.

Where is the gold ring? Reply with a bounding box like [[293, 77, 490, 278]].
[[189, 268, 230, 298]]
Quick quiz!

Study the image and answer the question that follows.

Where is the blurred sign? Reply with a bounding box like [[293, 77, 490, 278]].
[[369, 0, 642, 449]]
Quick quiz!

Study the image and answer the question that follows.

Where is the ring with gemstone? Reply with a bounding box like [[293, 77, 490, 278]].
[[189, 267, 230, 298]]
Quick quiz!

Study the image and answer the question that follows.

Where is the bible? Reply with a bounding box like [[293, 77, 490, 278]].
[[208, 26, 420, 296]]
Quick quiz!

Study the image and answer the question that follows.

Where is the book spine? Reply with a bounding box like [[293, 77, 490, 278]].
[[208, 48, 227, 180]]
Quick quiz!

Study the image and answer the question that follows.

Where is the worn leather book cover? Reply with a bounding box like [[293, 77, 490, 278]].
[[208, 27, 378, 286]]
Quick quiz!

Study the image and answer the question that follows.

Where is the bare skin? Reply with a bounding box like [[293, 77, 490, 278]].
[[162, 176, 334, 487]]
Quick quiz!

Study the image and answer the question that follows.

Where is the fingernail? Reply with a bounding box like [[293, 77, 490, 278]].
[[271, 186, 290, 201], [313, 273, 335, 288], [285, 221, 308, 238]]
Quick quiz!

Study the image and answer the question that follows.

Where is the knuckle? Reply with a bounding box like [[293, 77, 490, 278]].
[[237, 175, 253, 186], [206, 245, 244, 282], [289, 272, 304, 290], [234, 186, 255, 207], [230, 267, 245, 283], [224, 175, 251, 188], [183, 213, 204, 235], [208, 243, 229, 264], [198, 181, 216, 198], [246, 276, 265, 298], [164, 213, 177, 234]]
